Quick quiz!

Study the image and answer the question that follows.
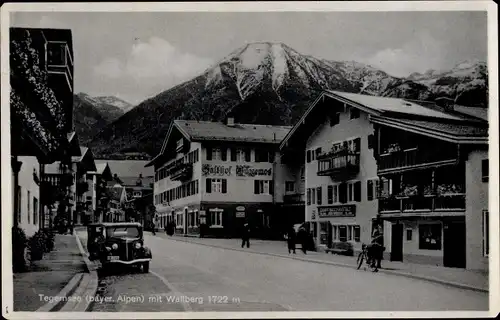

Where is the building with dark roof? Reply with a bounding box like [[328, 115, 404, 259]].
[[146, 118, 293, 238], [280, 90, 489, 271]]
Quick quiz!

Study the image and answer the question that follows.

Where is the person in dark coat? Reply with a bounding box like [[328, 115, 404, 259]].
[[241, 223, 250, 248], [368, 228, 384, 270], [287, 226, 297, 254], [297, 226, 308, 254]]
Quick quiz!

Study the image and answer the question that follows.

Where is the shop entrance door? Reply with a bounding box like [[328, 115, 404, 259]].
[[390, 223, 404, 261], [443, 220, 466, 268]]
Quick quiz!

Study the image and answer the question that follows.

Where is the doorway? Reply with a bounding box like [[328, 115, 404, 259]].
[[443, 220, 466, 268], [390, 223, 404, 261]]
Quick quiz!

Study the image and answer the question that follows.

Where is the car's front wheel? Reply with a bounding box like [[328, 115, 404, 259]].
[[143, 262, 149, 273]]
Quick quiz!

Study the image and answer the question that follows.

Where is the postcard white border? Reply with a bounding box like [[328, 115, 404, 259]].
[[1, 1, 498, 319]]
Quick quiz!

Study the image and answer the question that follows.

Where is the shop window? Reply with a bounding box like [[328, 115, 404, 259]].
[[419, 224, 441, 250], [406, 229, 413, 241], [285, 181, 295, 193], [332, 225, 338, 241], [338, 225, 347, 242], [353, 225, 360, 242], [483, 210, 489, 257], [209, 209, 223, 227], [482, 159, 489, 182]]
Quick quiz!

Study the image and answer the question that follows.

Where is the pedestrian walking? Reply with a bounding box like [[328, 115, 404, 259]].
[[151, 218, 156, 235], [298, 226, 307, 254], [241, 222, 250, 248], [287, 226, 296, 254]]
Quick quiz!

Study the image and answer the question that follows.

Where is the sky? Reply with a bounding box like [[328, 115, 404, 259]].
[[10, 11, 487, 106]]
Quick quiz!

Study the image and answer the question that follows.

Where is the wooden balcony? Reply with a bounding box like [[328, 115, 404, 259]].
[[170, 163, 193, 181], [317, 150, 360, 177], [379, 194, 465, 216], [378, 148, 457, 173], [46, 41, 73, 91], [283, 193, 305, 204]]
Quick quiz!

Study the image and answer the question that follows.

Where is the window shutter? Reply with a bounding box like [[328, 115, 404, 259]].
[[354, 137, 361, 152], [221, 148, 227, 161], [367, 180, 373, 201], [317, 186, 322, 205], [307, 188, 311, 205], [354, 181, 361, 202], [306, 150, 311, 163], [368, 134, 374, 150], [222, 179, 227, 194], [206, 178, 211, 193], [254, 180, 259, 194], [269, 181, 274, 195], [245, 149, 251, 162], [230, 148, 237, 161], [339, 183, 347, 203], [206, 147, 212, 160], [327, 185, 333, 204]]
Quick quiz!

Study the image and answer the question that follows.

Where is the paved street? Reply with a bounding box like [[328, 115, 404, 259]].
[[79, 232, 488, 312]]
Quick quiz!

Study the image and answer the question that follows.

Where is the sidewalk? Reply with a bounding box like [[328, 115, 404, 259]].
[[13, 234, 86, 311], [154, 233, 489, 293]]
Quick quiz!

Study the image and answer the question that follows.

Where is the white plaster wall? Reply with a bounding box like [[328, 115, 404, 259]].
[[17, 156, 40, 237]]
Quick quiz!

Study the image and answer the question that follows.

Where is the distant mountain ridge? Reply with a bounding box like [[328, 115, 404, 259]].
[[84, 42, 487, 159]]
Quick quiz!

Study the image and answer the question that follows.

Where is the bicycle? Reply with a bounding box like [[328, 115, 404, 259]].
[[357, 244, 378, 272]]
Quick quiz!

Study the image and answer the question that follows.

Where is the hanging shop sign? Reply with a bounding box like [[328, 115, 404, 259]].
[[202, 164, 232, 176], [318, 205, 356, 218], [236, 165, 272, 177], [236, 206, 245, 211]]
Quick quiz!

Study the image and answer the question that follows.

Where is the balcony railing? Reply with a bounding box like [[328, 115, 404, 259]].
[[317, 150, 360, 177], [379, 194, 465, 214], [283, 193, 305, 204], [170, 163, 193, 181], [378, 148, 457, 172]]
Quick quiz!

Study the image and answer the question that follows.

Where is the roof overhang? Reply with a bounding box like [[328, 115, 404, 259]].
[[146, 121, 192, 168], [279, 91, 380, 150], [67, 132, 81, 156], [370, 115, 488, 145]]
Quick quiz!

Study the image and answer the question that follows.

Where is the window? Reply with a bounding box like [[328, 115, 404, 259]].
[[245, 149, 251, 162], [353, 226, 360, 242], [300, 166, 305, 180], [368, 134, 375, 150], [209, 209, 223, 227], [33, 197, 38, 225], [234, 149, 244, 162], [419, 223, 442, 250], [406, 229, 413, 241], [350, 107, 360, 119], [482, 159, 489, 182], [206, 147, 212, 160], [347, 138, 361, 153], [254, 180, 272, 195], [338, 225, 347, 242], [255, 149, 270, 162], [347, 181, 361, 202], [329, 112, 340, 126], [47, 42, 67, 66], [483, 210, 489, 256], [367, 179, 379, 201], [311, 188, 316, 205], [307, 188, 311, 205], [327, 186, 333, 204], [285, 181, 295, 193], [27, 190, 31, 224], [221, 148, 227, 161], [213, 148, 222, 161], [315, 148, 322, 158], [316, 186, 322, 205], [230, 148, 237, 161], [306, 150, 311, 163], [206, 178, 226, 194]]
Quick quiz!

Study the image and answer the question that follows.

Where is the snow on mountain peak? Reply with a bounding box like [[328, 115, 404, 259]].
[[95, 96, 133, 111]]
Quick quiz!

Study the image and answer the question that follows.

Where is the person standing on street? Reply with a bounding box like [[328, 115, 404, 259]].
[[298, 226, 308, 254], [152, 217, 156, 235], [287, 226, 297, 254], [241, 222, 250, 248]]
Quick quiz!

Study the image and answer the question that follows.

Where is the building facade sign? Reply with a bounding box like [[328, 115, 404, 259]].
[[236, 206, 245, 211], [236, 165, 272, 177], [318, 205, 356, 218], [202, 164, 232, 176], [235, 211, 245, 218]]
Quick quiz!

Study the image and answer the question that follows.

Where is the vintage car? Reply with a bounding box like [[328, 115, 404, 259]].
[[87, 222, 152, 272]]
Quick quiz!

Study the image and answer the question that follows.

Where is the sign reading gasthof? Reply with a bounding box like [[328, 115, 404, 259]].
[[202, 164, 232, 176], [318, 205, 356, 217]]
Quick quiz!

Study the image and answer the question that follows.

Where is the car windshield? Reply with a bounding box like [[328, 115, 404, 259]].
[[106, 227, 140, 238]]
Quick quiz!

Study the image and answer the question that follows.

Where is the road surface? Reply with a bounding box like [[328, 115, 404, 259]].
[[79, 232, 488, 312]]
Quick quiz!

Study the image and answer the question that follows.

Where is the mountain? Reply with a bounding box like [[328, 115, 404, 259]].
[[93, 95, 135, 113], [87, 42, 487, 158], [73, 93, 131, 143]]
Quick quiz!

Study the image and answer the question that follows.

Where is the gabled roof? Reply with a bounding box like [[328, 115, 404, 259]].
[[147, 120, 292, 167], [95, 160, 154, 178], [107, 186, 126, 202], [67, 131, 82, 157], [280, 90, 488, 150], [87, 162, 113, 181]]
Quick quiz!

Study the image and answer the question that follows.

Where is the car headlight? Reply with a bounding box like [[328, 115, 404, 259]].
[[105, 246, 111, 251], [112, 243, 118, 250], [135, 242, 142, 249]]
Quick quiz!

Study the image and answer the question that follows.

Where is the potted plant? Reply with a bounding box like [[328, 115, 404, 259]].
[[28, 231, 46, 261]]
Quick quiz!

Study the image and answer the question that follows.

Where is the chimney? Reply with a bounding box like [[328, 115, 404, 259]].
[[435, 97, 455, 112]]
